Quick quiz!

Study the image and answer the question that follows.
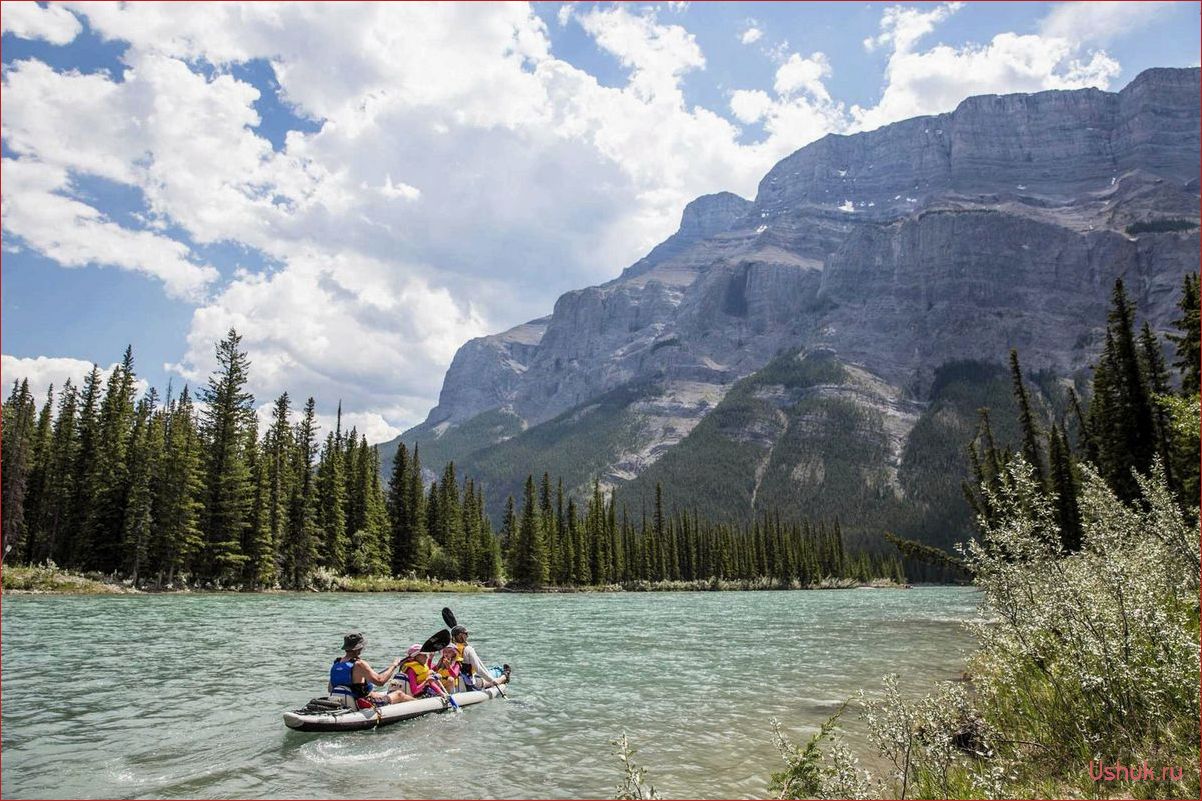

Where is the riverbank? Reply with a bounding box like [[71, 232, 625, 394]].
[[0, 564, 490, 595], [2, 564, 911, 595]]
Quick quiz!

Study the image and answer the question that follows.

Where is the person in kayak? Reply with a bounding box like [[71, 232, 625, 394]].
[[449, 625, 502, 691], [435, 645, 462, 693], [396, 644, 456, 701], [329, 632, 413, 709]]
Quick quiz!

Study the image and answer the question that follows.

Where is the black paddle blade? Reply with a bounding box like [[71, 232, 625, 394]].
[[441, 607, 457, 629], [421, 629, 451, 653]]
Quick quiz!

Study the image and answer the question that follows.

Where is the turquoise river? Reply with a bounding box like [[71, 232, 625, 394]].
[[1, 587, 980, 798]]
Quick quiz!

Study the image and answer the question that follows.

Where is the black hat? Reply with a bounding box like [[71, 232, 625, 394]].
[[343, 632, 366, 652]]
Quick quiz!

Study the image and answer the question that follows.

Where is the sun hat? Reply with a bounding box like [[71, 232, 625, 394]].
[[406, 643, 422, 657], [343, 632, 366, 652]]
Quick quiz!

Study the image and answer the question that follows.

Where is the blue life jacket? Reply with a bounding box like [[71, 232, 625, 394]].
[[330, 657, 371, 699]]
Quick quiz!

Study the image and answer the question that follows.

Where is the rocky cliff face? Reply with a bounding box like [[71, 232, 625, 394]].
[[383, 68, 1200, 532]]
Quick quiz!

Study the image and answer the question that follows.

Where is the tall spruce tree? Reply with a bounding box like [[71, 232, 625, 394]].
[[316, 429, 348, 573], [199, 329, 254, 584], [1166, 272, 1200, 395], [283, 397, 320, 588], [1, 380, 36, 562], [121, 393, 159, 585], [156, 387, 205, 586], [1009, 349, 1046, 487], [1089, 280, 1159, 501], [86, 347, 139, 572]]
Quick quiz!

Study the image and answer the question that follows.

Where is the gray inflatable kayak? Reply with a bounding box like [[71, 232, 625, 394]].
[[283, 672, 510, 732]]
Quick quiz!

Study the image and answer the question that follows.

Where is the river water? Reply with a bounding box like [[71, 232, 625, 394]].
[[1, 587, 979, 799]]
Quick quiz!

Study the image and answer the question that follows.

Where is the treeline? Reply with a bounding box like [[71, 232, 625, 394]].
[[965, 274, 1200, 547], [1, 329, 898, 589], [388, 443, 903, 587], [0, 332, 395, 588], [499, 478, 903, 587]]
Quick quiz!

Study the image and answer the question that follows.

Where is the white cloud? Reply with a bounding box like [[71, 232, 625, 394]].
[[1040, 1, 1174, 46], [170, 247, 486, 442], [376, 175, 421, 201], [740, 26, 763, 45], [578, 5, 705, 102], [0, 158, 218, 300], [851, 2, 1122, 132], [773, 52, 833, 101], [1, 1, 81, 44], [864, 2, 963, 54], [2, 1, 1152, 434], [2, 354, 150, 405]]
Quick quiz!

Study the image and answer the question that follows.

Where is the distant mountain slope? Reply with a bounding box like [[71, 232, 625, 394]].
[[378, 67, 1200, 544]]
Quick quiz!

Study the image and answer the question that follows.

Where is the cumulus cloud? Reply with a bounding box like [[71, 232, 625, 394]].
[[1040, 1, 1174, 46], [851, 2, 1122, 132], [0, 1, 81, 44], [0, 158, 219, 300], [2, 354, 150, 404], [578, 5, 705, 103], [740, 25, 763, 45], [1, 1, 1150, 438]]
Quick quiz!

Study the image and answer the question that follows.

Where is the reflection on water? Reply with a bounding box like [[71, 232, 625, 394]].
[[1, 587, 978, 799]]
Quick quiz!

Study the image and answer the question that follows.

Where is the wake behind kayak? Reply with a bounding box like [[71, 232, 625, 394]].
[[283, 671, 511, 732]]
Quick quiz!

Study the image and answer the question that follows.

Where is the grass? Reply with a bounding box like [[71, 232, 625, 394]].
[[2, 563, 136, 594]]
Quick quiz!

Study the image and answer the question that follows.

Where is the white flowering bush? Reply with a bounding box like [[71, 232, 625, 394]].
[[770, 707, 873, 800], [956, 459, 1200, 795], [796, 458, 1198, 799]]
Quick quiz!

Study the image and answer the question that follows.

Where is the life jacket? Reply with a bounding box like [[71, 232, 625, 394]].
[[438, 660, 461, 680], [400, 658, 434, 695], [330, 657, 371, 703], [454, 641, 474, 676]]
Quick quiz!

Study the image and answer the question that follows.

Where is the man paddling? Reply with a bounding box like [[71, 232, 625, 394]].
[[329, 632, 413, 709], [449, 625, 502, 692]]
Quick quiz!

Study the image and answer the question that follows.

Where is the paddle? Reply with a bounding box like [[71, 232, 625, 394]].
[[442, 607, 507, 699]]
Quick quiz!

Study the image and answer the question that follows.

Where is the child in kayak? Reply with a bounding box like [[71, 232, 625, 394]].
[[329, 632, 414, 709], [435, 645, 462, 693], [396, 644, 457, 704]]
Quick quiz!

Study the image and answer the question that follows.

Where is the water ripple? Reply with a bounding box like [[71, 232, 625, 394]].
[[2, 587, 979, 798]]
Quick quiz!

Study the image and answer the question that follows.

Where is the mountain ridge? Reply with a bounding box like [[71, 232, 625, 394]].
[[379, 66, 1200, 541]]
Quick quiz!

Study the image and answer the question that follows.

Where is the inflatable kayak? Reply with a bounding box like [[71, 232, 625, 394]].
[[283, 670, 511, 732]]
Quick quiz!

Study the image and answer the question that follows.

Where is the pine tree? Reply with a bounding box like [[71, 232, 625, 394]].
[[283, 397, 320, 588], [500, 495, 518, 581], [67, 365, 104, 567], [316, 430, 348, 573], [155, 387, 205, 587], [264, 393, 294, 583], [86, 347, 139, 572], [515, 475, 549, 587], [1, 380, 36, 562], [1137, 322, 1177, 490], [199, 329, 255, 584], [22, 385, 55, 563], [387, 441, 412, 575], [1046, 424, 1082, 552], [1090, 280, 1159, 501], [1166, 272, 1200, 395], [34, 380, 78, 564], [1009, 349, 1045, 487], [121, 393, 159, 585], [243, 418, 276, 588], [407, 445, 429, 575]]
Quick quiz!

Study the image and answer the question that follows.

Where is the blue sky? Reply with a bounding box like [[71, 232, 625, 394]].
[[2, 1, 1198, 441]]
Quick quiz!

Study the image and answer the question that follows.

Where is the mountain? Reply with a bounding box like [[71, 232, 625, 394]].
[[379, 67, 1200, 546]]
